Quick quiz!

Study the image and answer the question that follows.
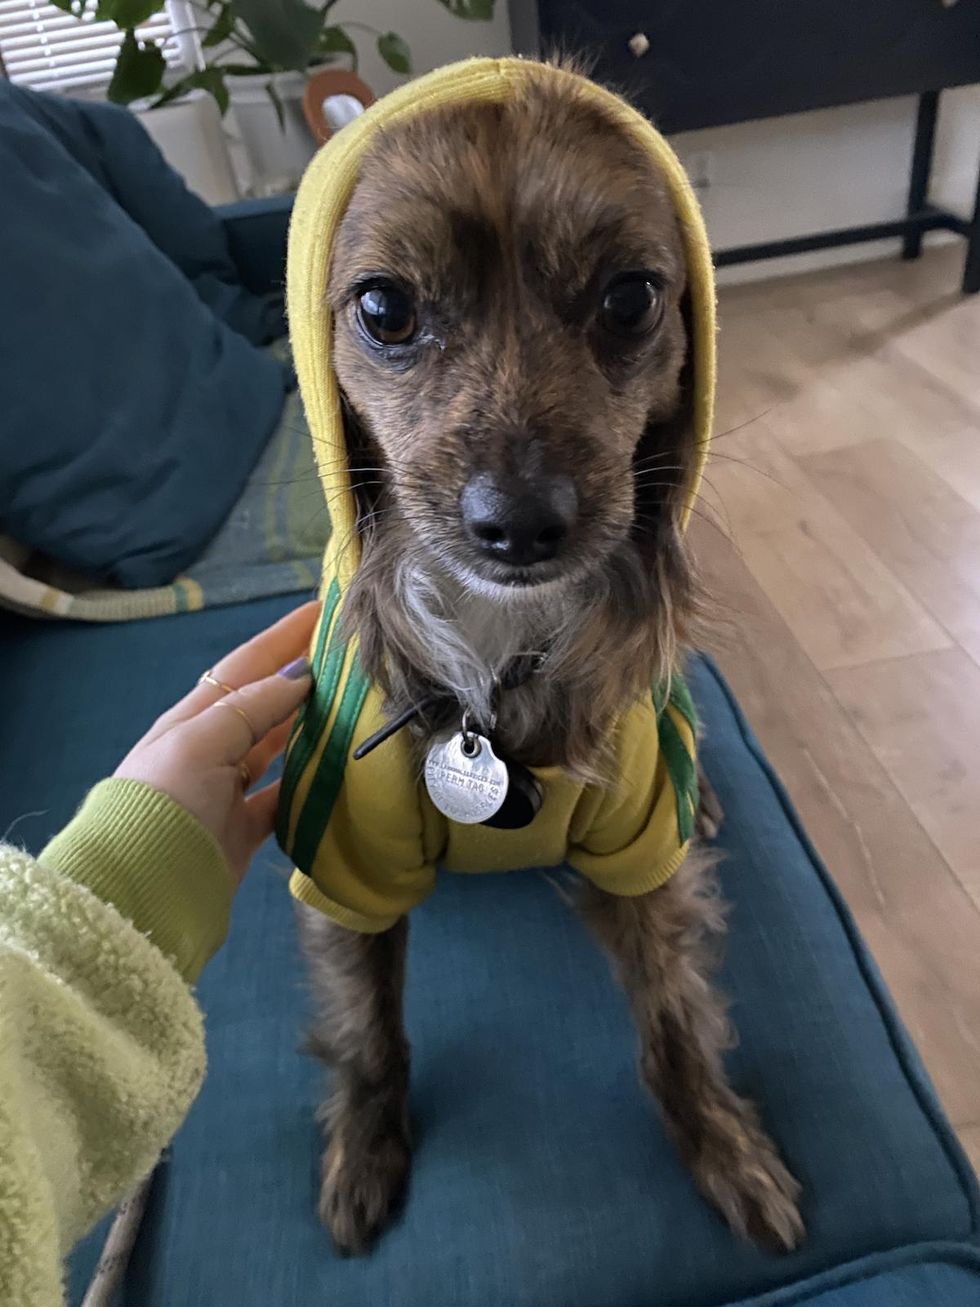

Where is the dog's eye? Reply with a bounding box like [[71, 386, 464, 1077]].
[[600, 275, 663, 337], [357, 284, 417, 346]]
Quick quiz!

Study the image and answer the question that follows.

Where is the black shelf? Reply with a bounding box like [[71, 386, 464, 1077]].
[[512, 3, 980, 292]]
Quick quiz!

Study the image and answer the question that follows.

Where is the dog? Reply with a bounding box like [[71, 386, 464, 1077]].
[[282, 58, 804, 1258]]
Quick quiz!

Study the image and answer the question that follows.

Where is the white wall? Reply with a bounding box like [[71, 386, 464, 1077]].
[[671, 86, 980, 283], [329, 0, 511, 98], [138, 95, 240, 205]]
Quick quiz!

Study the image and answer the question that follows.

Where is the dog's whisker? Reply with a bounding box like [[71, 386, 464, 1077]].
[[690, 483, 737, 543], [327, 510, 397, 567], [634, 500, 730, 544], [320, 482, 388, 503], [632, 448, 688, 467], [632, 474, 687, 488], [632, 462, 688, 475], [701, 451, 789, 491], [632, 467, 684, 483], [711, 404, 776, 442], [685, 500, 735, 542]]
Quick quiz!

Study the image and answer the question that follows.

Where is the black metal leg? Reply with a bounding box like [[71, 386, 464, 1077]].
[[963, 156, 980, 294], [713, 82, 974, 288], [902, 90, 939, 261]]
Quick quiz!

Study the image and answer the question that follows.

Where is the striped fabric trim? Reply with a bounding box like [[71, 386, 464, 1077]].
[[289, 652, 372, 875], [666, 674, 697, 735], [652, 674, 700, 846], [173, 577, 204, 613], [275, 579, 342, 848]]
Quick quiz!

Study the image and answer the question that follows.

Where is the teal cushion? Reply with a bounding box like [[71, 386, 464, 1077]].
[[729, 1247, 980, 1304], [0, 83, 290, 588], [0, 600, 975, 1305], [3, 84, 286, 345]]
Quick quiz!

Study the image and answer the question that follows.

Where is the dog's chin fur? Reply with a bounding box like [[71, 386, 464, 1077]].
[[342, 497, 702, 780]]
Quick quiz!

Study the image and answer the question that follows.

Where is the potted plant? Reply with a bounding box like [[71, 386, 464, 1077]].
[[50, 0, 495, 193]]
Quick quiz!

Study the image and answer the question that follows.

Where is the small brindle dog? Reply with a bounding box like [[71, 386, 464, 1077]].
[[296, 64, 804, 1257]]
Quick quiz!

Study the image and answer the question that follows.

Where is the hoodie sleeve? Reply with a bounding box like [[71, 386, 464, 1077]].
[[569, 681, 699, 897], [0, 780, 230, 1306], [284, 676, 439, 933]]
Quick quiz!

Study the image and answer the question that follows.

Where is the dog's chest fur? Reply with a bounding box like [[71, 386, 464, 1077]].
[[393, 556, 572, 754]]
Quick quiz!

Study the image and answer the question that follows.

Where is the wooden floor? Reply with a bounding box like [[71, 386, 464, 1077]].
[[692, 245, 980, 1174]]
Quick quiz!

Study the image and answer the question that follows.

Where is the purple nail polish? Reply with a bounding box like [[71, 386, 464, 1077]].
[[278, 656, 311, 680]]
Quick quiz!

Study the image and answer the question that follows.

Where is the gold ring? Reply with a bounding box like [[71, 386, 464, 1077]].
[[239, 761, 252, 789], [215, 699, 258, 748], [199, 669, 237, 695]]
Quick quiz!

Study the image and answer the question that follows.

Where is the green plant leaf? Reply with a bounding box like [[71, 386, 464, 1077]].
[[229, 0, 321, 71], [95, 0, 162, 25], [377, 31, 410, 74], [318, 24, 356, 64], [195, 67, 230, 114], [265, 78, 286, 130], [152, 67, 230, 114], [435, 0, 494, 18], [151, 78, 189, 109], [107, 28, 166, 103], [48, 0, 87, 17], [202, 2, 234, 48]]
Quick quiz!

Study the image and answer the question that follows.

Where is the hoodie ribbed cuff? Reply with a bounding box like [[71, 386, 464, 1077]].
[[40, 779, 234, 982], [289, 868, 400, 933]]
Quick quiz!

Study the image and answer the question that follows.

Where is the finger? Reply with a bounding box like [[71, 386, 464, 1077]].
[[209, 600, 319, 691], [242, 714, 296, 789], [187, 663, 313, 765], [224, 782, 282, 885], [151, 601, 320, 737], [244, 780, 281, 847]]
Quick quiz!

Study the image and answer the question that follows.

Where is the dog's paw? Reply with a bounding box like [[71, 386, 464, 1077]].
[[318, 1126, 411, 1255], [692, 1121, 805, 1253]]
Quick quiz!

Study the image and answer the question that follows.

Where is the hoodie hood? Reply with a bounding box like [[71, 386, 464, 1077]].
[[287, 56, 716, 594]]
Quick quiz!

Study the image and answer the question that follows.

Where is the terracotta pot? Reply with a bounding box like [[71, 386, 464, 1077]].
[[302, 69, 376, 145]]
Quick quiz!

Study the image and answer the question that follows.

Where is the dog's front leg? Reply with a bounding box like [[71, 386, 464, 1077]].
[[579, 856, 805, 1252], [296, 902, 411, 1254]]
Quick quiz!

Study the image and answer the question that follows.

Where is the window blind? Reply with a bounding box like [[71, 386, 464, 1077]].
[[0, 0, 194, 94]]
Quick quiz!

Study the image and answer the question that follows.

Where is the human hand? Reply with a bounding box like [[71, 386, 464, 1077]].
[[114, 602, 319, 884]]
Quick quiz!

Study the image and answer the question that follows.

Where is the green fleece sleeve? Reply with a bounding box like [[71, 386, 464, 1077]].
[[41, 778, 234, 983], [0, 780, 232, 1306]]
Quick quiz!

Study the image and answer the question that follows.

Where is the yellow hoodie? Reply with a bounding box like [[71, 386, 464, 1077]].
[[276, 58, 716, 933]]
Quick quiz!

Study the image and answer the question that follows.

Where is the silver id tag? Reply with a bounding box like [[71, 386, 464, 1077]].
[[424, 732, 509, 824]]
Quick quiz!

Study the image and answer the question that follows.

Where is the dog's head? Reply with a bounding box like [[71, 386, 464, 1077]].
[[327, 76, 698, 602]]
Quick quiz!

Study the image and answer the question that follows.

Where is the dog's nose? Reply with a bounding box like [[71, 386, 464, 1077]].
[[461, 474, 577, 567]]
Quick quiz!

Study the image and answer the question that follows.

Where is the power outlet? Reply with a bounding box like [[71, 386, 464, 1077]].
[[685, 151, 714, 194]]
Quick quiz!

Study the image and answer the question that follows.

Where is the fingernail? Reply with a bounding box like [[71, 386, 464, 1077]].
[[278, 656, 311, 680]]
